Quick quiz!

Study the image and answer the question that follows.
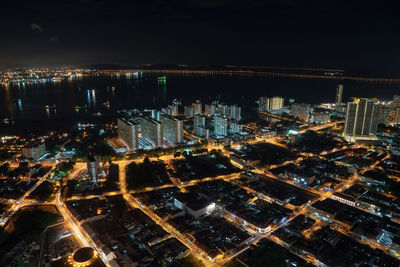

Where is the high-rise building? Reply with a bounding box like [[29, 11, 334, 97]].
[[211, 104, 217, 116], [87, 154, 100, 183], [389, 96, 400, 125], [214, 115, 228, 136], [184, 106, 194, 118], [230, 105, 241, 121], [204, 104, 211, 116], [394, 95, 400, 106], [259, 96, 284, 112], [194, 114, 206, 135], [22, 142, 46, 160], [393, 107, 400, 124], [311, 111, 330, 124], [336, 84, 343, 106], [258, 97, 268, 111], [216, 104, 230, 117], [377, 105, 391, 126], [291, 103, 312, 122], [160, 113, 183, 144], [199, 127, 209, 139], [117, 118, 139, 151], [151, 110, 161, 121], [204, 104, 216, 116], [163, 105, 179, 116], [193, 114, 209, 139], [141, 117, 163, 147], [162, 107, 172, 116], [344, 98, 379, 142], [170, 105, 179, 116], [192, 100, 202, 115], [172, 99, 182, 106], [229, 121, 242, 134]]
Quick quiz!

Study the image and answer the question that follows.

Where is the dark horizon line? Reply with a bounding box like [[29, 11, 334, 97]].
[[3, 63, 400, 78], [1, 63, 344, 71]]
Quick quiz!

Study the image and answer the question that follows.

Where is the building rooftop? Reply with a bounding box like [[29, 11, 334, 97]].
[[108, 138, 127, 149]]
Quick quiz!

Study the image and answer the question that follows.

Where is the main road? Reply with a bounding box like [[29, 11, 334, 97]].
[[118, 160, 218, 267], [0, 175, 47, 227], [55, 168, 111, 266]]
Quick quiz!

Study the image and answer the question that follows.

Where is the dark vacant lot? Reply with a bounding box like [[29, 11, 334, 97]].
[[126, 158, 171, 190], [241, 143, 297, 165], [172, 153, 240, 180]]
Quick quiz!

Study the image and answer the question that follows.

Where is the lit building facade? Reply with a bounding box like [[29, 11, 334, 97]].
[[87, 155, 100, 183], [140, 117, 163, 147], [344, 98, 379, 142], [192, 100, 202, 115], [170, 105, 179, 116], [159, 113, 183, 144], [229, 121, 242, 134], [230, 105, 241, 121], [161, 107, 172, 116], [184, 106, 194, 118], [117, 117, 139, 151], [394, 94, 400, 106], [311, 111, 330, 124], [22, 142, 46, 160], [214, 115, 228, 136], [259, 96, 284, 112], [336, 84, 343, 106], [392, 107, 400, 124], [216, 104, 229, 117], [194, 114, 206, 135], [204, 104, 216, 116], [377, 105, 391, 126], [291, 103, 312, 122], [198, 127, 209, 139], [151, 110, 161, 121]]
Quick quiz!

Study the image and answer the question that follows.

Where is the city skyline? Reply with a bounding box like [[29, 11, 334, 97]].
[[3, 1, 400, 267]]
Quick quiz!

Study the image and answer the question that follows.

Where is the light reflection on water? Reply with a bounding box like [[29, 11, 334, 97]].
[[0, 73, 398, 135]]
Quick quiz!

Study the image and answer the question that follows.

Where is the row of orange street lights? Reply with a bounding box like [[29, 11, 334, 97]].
[[45, 119, 381, 266], [0, 176, 47, 227]]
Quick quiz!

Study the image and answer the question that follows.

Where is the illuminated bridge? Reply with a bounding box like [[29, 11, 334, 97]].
[[97, 68, 400, 84]]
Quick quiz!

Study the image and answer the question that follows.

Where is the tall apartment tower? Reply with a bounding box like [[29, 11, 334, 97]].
[[141, 117, 163, 147], [214, 115, 228, 136], [344, 98, 379, 142], [22, 142, 46, 160], [393, 95, 400, 106], [117, 118, 139, 151], [192, 100, 202, 115], [258, 97, 267, 111], [184, 106, 194, 119], [204, 104, 216, 116], [377, 105, 391, 126], [230, 105, 241, 121], [159, 113, 183, 144], [336, 84, 344, 106], [269, 97, 284, 110], [229, 121, 242, 134], [194, 114, 206, 135], [87, 154, 100, 183], [151, 110, 161, 121], [393, 107, 400, 124], [216, 104, 230, 117], [193, 114, 209, 139], [170, 105, 179, 116], [291, 103, 312, 122], [259, 96, 284, 111]]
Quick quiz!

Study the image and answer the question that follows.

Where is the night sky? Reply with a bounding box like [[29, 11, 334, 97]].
[[2, 0, 400, 73]]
